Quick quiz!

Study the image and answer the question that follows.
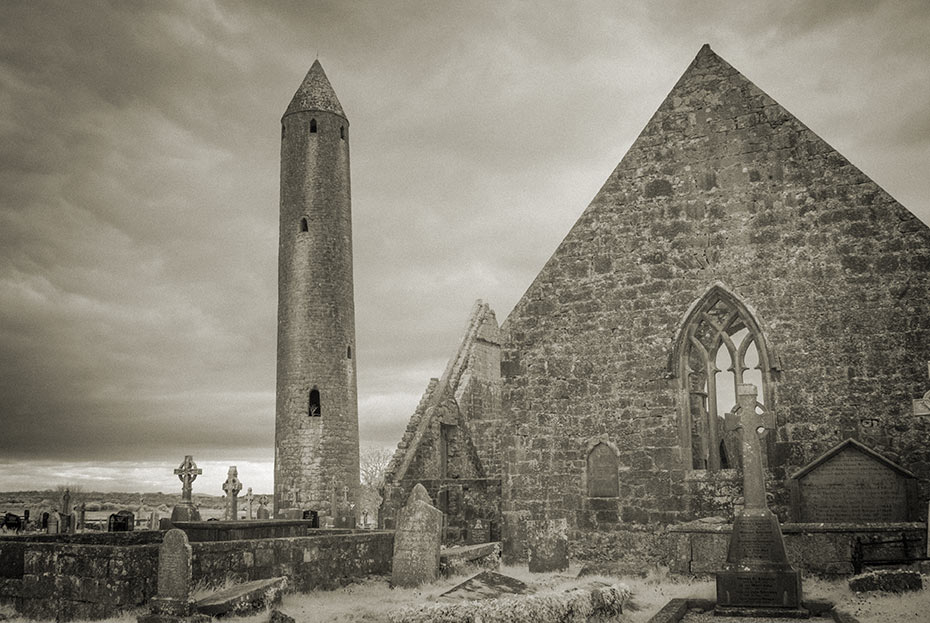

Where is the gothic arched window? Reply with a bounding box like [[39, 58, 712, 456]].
[[675, 286, 774, 471], [310, 118, 317, 133], [299, 217, 308, 233]]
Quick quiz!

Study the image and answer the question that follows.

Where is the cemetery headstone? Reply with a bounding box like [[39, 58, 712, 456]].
[[65, 512, 75, 534], [141, 528, 194, 620], [149, 510, 159, 530], [788, 438, 918, 522], [245, 487, 254, 520], [60, 489, 71, 515], [467, 517, 491, 544], [41, 512, 49, 530], [171, 455, 203, 522], [222, 466, 243, 521], [256, 496, 270, 520], [392, 483, 443, 588], [3, 512, 21, 532], [108, 510, 135, 532], [362, 509, 369, 528], [526, 518, 569, 572], [77, 503, 86, 532], [47, 512, 60, 535], [302, 509, 319, 528], [716, 384, 803, 616], [23, 509, 29, 523]]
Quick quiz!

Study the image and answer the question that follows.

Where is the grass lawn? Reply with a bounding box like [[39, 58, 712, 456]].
[[1, 567, 927, 622]]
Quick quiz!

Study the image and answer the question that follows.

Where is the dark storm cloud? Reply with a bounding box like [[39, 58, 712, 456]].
[[1, 1, 928, 488]]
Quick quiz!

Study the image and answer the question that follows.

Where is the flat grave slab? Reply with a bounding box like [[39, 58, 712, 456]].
[[437, 570, 531, 603]]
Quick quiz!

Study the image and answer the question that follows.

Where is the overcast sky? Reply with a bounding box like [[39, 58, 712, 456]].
[[1, 1, 928, 495]]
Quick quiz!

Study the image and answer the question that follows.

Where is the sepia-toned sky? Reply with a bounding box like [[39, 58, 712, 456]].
[[1, 1, 928, 494]]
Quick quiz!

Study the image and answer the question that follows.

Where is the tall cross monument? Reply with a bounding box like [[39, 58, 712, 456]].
[[715, 384, 804, 617], [170, 455, 203, 522]]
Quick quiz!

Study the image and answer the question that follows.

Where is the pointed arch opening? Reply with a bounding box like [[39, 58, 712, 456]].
[[299, 217, 308, 233], [309, 118, 317, 133], [674, 285, 775, 471]]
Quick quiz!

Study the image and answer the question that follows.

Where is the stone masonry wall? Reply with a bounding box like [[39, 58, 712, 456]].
[[498, 45, 930, 562], [190, 531, 393, 592]]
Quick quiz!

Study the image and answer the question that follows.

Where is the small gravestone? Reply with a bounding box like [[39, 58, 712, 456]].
[[256, 496, 271, 520], [60, 489, 71, 515], [223, 466, 243, 521], [788, 438, 918, 523], [501, 510, 530, 565], [171, 455, 203, 522], [109, 510, 135, 532], [467, 518, 490, 544], [139, 528, 194, 621], [526, 518, 569, 572], [245, 488, 254, 519], [77, 503, 86, 532], [41, 512, 49, 530], [148, 510, 159, 530], [47, 512, 60, 535], [392, 484, 443, 588]]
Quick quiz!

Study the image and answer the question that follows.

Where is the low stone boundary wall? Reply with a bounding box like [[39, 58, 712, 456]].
[[668, 521, 926, 576], [173, 519, 355, 542], [1, 539, 159, 621], [0, 529, 395, 620], [191, 531, 394, 591]]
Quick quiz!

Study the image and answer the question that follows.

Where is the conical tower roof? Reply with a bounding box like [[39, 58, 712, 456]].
[[284, 60, 347, 120]]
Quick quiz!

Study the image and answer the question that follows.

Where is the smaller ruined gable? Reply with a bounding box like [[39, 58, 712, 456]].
[[788, 439, 918, 523], [384, 300, 500, 485]]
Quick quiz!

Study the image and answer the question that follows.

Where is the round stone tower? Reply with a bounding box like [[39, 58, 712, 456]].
[[274, 60, 360, 520]]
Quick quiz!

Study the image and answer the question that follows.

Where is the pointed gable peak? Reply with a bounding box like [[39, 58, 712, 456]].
[[284, 59, 347, 120]]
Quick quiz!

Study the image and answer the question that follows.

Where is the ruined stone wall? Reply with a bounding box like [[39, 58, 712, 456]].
[[381, 302, 505, 540], [667, 522, 927, 577], [498, 45, 930, 560], [0, 539, 159, 621], [190, 531, 393, 591], [381, 479, 501, 544]]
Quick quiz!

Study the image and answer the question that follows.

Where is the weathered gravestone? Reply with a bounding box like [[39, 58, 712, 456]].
[[466, 517, 490, 544], [245, 488, 254, 520], [46, 512, 60, 535], [392, 483, 443, 588], [256, 496, 271, 520], [501, 510, 530, 565], [77, 503, 86, 532], [223, 466, 243, 521], [138, 528, 194, 622], [40, 512, 49, 530], [526, 517, 569, 572], [109, 510, 135, 532], [437, 570, 530, 603], [716, 384, 804, 617], [788, 438, 918, 523], [171, 455, 203, 522], [302, 509, 319, 528]]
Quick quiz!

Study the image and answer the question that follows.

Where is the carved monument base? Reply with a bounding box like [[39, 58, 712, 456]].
[[170, 503, 201, 523], [715, 510, 806, 616]]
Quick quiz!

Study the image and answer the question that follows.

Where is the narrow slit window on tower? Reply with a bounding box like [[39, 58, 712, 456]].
[[347, 345, 352, 359], [309, 389, 321, 417], [310, 118, 317, 133], [299, 217, 308, 232], [340, 126, 345, 140]]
